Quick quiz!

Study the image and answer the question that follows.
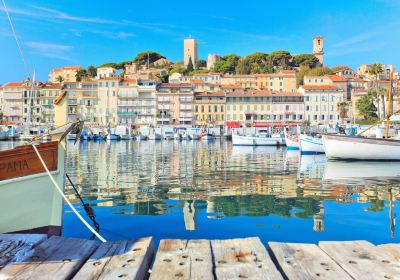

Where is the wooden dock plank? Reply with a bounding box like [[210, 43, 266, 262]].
[[0, 234, 47, 268], [0, 235, 99, 280], [150, 239, 213, 280], [319, 240, 400, 280], [376, 244, 400, 261], [269, 242, 353, 280], [73, 237, 154, 280], [211, 237, 283, 280]]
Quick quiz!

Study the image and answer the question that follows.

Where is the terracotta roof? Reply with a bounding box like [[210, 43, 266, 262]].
[[63, 66, 81, 70], [353, 76, 365, 82], [328, 75, 347, 82], [195, 91, 226, 97], [3, 82, 24, 87], [158, 83, 192, 88], [220, 83, 242, 89], [99, 77, 119, 81], [192, 72, 220, 76], [301, 85, 341, 91]]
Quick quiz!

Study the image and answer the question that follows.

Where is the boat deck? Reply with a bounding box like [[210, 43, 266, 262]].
[[0, 234, 399, 279]]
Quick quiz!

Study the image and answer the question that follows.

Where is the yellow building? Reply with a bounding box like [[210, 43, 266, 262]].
[[49, 66, 82, 83], [225, 90, 304, 126], [193, 91, 226, 127], [39, 83, 61, 126], [221, 70, 298, 92]]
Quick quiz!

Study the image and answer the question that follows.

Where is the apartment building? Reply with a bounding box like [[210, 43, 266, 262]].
[[136, 80, 157, 125], [193, 91, 226, 127], [117, 79, 138, 125], [298, 85, 344, 125], [39, 83, 61, 126], [156, 83, 193, 125], [225, 91, 304, 126], [49, 66, 82, 83], [1, 82, 24, 123]]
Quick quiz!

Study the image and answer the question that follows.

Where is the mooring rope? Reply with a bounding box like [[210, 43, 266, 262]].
[[31, 144, 107, 242]]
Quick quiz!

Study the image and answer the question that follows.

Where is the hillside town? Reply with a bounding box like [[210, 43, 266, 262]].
[[0, 36, 398, 129]]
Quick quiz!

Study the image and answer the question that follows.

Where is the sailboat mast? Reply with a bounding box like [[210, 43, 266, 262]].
[[386, 71, 393, 138]]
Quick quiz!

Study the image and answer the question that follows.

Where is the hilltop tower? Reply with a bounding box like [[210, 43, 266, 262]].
[[184, 38, 198, 67], [313, 36, 324, 65]]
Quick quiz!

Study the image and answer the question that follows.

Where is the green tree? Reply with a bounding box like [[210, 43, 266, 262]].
[[75, 69, 87, 82], [337, 102, 349, 124], [195, 59, 207, 69], [368, 63, 383, 119], [307, 66, 332, 76], [87, 65, 97, 77], [235, 58, 252, 74], [298, 66, 311, 85], [331, 65, 350, 73], [213, 54, 240, 73], [56, 75, 64, 83], [134, 51, 165, 66], [169, 61, 186, 74], [356, 91, 378, 121], [269, 50, 292, 68], [189, 69, 209, 75], [186, 57, 194, 72], [293, 54, 319, 68]]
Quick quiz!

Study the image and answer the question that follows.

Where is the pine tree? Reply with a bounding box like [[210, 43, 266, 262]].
[[186, 56, 194, 72]]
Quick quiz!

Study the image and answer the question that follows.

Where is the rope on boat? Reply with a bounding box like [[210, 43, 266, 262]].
[[66, 173, 101, 239], [31, 144, 107, 243]]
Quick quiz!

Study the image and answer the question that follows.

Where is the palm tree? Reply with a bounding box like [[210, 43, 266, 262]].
[[56, 75, 64, 83], [367, 63, 383, 119], [337, 102, 349, 124]]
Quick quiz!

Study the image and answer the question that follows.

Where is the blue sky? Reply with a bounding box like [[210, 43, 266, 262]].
[[0, 0, 399, 83]]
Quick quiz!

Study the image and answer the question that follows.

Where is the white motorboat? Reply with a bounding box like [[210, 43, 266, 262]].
[[107, 133, 121, 141], [232, 133, 281, 146], [323, 134, 400, 160], [201, 133, 216, 141], [164, 130, 174, 140], [299, 134, 325, 154], [115, 125, 131, 140], [174, 132, 182, 140], [148, 132, 162, 140], [7, 125, 20, 140]]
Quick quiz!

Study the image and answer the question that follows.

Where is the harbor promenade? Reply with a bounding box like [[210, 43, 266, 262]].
[[0, 234, 398, 279]]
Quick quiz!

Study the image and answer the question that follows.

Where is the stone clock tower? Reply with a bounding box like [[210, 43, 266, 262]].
[[313, 36, 324, 65]]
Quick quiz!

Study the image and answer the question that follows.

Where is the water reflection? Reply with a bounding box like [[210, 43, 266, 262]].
[[2, 140, 396, 243]]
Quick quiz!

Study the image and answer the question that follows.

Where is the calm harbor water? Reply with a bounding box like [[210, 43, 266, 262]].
[[1, 140, 399, 245]]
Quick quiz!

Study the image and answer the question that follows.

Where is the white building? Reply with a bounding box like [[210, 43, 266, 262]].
[[97, 66, 116, 79]]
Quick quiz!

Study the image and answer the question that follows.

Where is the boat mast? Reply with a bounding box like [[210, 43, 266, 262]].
[[385, 71, 393, 138]]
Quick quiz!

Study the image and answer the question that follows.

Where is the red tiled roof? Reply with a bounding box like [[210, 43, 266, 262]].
[[328, 75, 347, 82], [3, 82, 24, 87], [195, 91, 226, 97], [301, 85, 341, 91], [220, 83, 242, 89], [159, 83, 192, 88]]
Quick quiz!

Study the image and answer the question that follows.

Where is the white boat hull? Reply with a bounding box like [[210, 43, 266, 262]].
[[148, 133, 162, 140], [107, 134, 120, 140], [323, 134, 400, 160], [0, 143, 65, 235], [299, 134, 325, 154], [201, 135, 216, 141], [232, 134, 281, 146], [285, 134, 299, 150], [119, 135, 131, 140]]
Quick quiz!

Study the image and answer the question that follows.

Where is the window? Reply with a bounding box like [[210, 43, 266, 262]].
[[240, 114, 243, 120], [226, 105, 230, 110], [208, 105, 211, 112], [314, 115, 318, 120], [201, 105, 204, 112], [233, 105, 236, 110], [254, 105, 258, 110], [246, 105, 250, 111], [227, 114, 231, 120], [240, 105, 243, 110], [214, 105, 218, 112], [195, 105, 198, 113], [233, 114, 237, 120], [221, 106, 224, 112], [261, 105, 264, 110], [315, 105, 318, 111]]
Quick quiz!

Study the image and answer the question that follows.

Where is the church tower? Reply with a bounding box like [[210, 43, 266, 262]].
[[313, 36, 324, 65]]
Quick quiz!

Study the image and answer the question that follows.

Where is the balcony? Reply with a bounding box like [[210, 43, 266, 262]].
[[117, 111, 137, 115]]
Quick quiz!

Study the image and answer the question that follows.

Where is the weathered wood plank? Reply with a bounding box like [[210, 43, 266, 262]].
[[319, 240, 400, 280], [211, 237, 283, 280], [73, 237, 154, 280], [269, 242, 352, 280], [150, 239, 213, 280], [376, 244, 400, 261], [0, 236, 99, 280], [0, 234, 47, 268]]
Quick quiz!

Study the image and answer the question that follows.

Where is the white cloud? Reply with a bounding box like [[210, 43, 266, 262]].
[[25, 42, 74, 61]]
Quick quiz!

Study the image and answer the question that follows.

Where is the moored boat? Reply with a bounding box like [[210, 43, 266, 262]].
[[232, 132, 281, 146], [284, 133, 300, 150], [201, 133, 216, 141], [323, 134, 400, 160], [299, 134, 325, 154]]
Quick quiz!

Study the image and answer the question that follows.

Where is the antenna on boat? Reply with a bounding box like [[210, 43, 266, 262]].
[[1, 0, 30, 79], [385, 71, 394, 138]]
